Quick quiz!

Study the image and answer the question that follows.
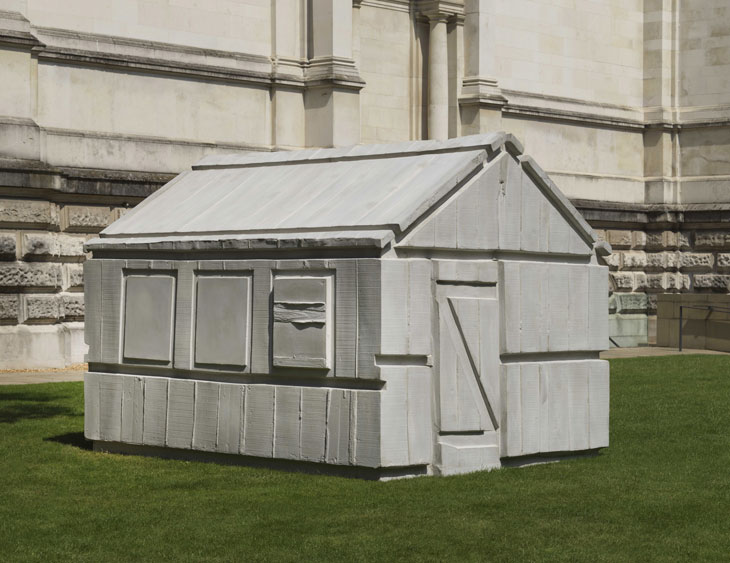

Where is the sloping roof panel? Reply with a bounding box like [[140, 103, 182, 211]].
[[89, 132, 600, 254], [102, 149, 486, 237]]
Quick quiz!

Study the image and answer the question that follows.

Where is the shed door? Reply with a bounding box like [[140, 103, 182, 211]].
[[436, 284, 500, 434]]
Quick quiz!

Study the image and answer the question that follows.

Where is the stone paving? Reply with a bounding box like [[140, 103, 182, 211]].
[[0, 364, 86, 385]]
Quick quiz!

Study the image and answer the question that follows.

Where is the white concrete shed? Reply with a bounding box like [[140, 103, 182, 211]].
[[83, 132, 611, 477]]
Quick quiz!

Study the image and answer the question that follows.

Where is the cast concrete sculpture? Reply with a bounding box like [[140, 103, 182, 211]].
[[83, 132, 611, 477]]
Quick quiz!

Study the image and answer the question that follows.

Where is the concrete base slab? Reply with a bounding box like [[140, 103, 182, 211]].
[[600, 346, 729, 359], [501, 449, 601, 468], [93, 441, 430, 480]]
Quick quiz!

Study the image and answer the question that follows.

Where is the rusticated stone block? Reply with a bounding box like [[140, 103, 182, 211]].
[[716, 254, 730, 272], [636, 272, 686, 292], [665, 232, 679, 250], [0, 232, 16, 260], [610, 272, 634, 291], [0, 199, 59, 228], [613, 293, 648, 314], [603, 252, 620, 269], [695, 231, 730, 250], [112, 207, 132, 221], [645, 231, 663, 250], [646, 231, 680, 250], [622, 251, 647, 269], [694, 274, 730, 291], [646, 294, 658, 313], [634, 273, 654, 291], [660, 273, 688, 291], [665, 252, 680, 270], [607, 230, 632, 249], [0, 294, 19, 320], [63, 263, 84, 290], [679, 253, 714, 272], [646, 252, 667, 271], [61, 293, 84, 318], [21, 233, 87, 259], [23, 294, 61, 322], [57, 234, 86, 257], [0, 262, 61, 289], [22, 233, 55, 257], [633, 231, 646, 249], [61, 205, 113, 233], [678, 232, 691, 250]]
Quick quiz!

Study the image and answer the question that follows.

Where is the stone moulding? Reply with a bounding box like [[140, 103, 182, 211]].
[[1, 17, 365, 92], [84, 132, 611, 478]]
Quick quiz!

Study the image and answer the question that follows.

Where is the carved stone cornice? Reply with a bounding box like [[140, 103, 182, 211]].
[[459, 77, 507, 108], [4, 25, 365, 93], [304, 56, 365, 91], [0, 10, 43, 49], [415, 0, 464, 21]]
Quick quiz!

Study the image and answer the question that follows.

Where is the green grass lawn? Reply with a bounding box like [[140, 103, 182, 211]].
[[2, 356, 730, 562]]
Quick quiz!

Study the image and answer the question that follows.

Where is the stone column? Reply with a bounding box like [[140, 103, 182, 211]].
[[304, 0, 364, 147], [426, 11, 450, 140], [459, 0, 506, 135]]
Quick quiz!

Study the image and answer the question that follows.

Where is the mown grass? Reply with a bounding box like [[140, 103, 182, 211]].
[[2, 355, 730, 562]]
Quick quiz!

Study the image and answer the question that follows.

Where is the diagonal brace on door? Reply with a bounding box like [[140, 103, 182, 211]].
[[445, 298, 499, 430]]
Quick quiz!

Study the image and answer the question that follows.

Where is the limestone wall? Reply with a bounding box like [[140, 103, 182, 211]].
[[1, 0, 726, 203], [493, 0, 644, 109], [502, 118, 645, 203], [679, 1, 730, 110], [37, 64, 272, 158], [358, 3, 419, 143], [26, 0, 272, 55], [0, 0, 729, 364]]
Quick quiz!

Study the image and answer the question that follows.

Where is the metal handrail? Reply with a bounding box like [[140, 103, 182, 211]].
[[678, 304, 730, 351]]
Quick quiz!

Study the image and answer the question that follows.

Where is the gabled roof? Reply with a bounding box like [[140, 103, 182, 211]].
[[87, 133, 601, 254]]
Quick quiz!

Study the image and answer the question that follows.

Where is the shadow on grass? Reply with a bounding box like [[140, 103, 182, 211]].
[[44, 432, 93, 451], [0, 391, 78, 423]]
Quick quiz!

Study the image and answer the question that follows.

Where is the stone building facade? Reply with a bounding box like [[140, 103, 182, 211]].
[[0, 0, 728, 366]]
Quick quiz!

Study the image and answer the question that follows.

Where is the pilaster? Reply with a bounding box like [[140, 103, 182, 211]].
[[643, 0, 680, 204], [0, 8, 41, 161], [304, 0, 364, 147], [458, 0, 505, 135], [271, 0, 306, 149]]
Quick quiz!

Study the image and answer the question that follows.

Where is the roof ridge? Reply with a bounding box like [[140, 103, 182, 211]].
[[191, 132, 524, 170]]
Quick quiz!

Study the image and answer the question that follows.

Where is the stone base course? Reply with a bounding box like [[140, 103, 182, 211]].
[[0, 322, 85, 369], [587, 207, 730, 347], [0, 170, 150, 368]]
